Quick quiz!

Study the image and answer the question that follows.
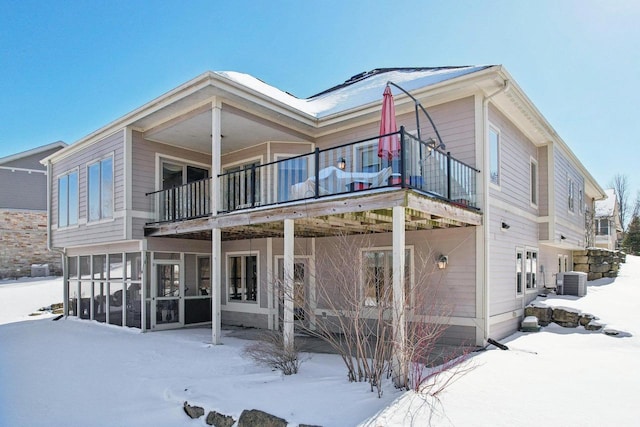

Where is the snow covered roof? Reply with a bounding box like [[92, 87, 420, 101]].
[[216, 66, 492, 118], [595, 188, 617, 217]]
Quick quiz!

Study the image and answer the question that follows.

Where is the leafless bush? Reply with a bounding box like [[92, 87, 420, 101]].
[[243, 330, 302, 375], [276, 231, 475, 398]]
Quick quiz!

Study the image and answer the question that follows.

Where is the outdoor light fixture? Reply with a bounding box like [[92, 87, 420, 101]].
[[337, 157, 346, 170], [437, 255, 448, 270], [501, 221, 510, 230], [560, 235, 566, 240]]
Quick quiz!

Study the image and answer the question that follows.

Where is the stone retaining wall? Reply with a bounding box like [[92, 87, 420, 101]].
[[0, 209, 61, 279], [572, 248, 625, 281]]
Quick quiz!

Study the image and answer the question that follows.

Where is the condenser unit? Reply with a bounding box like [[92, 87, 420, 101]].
[[556, 272, 588, 297]]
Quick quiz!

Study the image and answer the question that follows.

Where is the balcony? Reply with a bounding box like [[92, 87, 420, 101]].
[[145, 127, 480, 232]]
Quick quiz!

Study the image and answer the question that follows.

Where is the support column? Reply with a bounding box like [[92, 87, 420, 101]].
[[211, 99, 223, 345], [266, 237, 274, 330], [283, 219, 295, 350], [212, 227, 222, 344], [392, 206, 407, 387]]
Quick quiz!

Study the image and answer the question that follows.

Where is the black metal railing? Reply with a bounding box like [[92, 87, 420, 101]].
[[146, 128, 480, 223], [146, 177, 211, 223]]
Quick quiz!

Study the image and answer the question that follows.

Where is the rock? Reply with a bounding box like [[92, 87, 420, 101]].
[[572, 264, 589, 273], [206, 411, 235, 427], [183, 401, 205, 419], [525, 304, 553, 326], [590, 263, 611, 273], [573, 255, 589, 264], [573, 249, 588, 256], [552, 306, 581, 327], [587, 272, 603, 281], [579, 313, 595, 327], [585, 321, 603, 331], [603, 328, 620, 336], [238, 409, 287, 427], [299, 425, 323, 427]]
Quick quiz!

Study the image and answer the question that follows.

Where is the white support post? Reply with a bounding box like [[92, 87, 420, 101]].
[[266, 237, 274, 330], [309, 238, 317, 331], [212, 228, 222, 344], [283, 219, 295, 350], [211, 100, 223, 345], [392, 206, 407, 387]]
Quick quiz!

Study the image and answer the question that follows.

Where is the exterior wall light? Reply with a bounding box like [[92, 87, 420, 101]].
[[437, 255, 448, 269], [337, 157, 346, 170], [501, 221, 510, 230]]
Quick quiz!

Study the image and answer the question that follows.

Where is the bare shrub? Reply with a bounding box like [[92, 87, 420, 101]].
[[243, 330, 302, 375]]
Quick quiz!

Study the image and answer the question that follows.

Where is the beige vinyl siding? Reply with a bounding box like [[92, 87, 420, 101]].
[[316, 97, 477, 168], [313, 227, 477, 319], [553, 145, 586, 245], [51, 131, 125, 248], [537, 247, 573, 289], [537, 146, 549, 216], [131, 133, 212, 215], [487, 105, 539, 214], [490, 317, 521, 341], [488, 204, 539, 316]]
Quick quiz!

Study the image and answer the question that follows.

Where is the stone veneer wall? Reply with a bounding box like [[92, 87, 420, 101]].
[[572, 248, 625, 281], [0, 209, 62, 279]]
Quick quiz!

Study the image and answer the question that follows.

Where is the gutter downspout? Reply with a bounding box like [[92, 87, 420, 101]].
[[46, 160, 67, 314], [481, 79, 510, 344]]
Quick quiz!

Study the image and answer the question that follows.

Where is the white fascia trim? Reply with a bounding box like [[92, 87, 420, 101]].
[[0, 165, 47, 174]]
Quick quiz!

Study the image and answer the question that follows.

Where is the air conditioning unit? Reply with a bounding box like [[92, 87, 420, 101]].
[[556, 272, 587, 296]]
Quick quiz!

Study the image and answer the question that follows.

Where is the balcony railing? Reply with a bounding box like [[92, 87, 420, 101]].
[[146, 127, 480, 224]]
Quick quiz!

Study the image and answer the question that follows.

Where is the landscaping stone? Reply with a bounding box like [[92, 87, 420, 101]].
[[238, 409, 287, 427], [552, 307, 581, 327], [585, 321, 603, 331], [588, 272, 603, 281], [183, 401, 205, 419], [579, 313, 596, 327], [206, 411, 235, 427], [524, 303, 553, 326], [521, 316, 540, 332]]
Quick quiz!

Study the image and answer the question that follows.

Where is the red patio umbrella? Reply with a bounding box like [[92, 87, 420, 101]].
[[378, 85, 401, 161]]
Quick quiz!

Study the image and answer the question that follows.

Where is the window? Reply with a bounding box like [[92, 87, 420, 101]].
[[197, 256, 211, 296], [516, 249, 523, 295], [567, 177, 575, 212], [228, 254, 257, 302], [530, 159, 538, 206], [525, 249, 538, 290], [161, 160, 210, 220], [223, 160, 260, 210], [88, 156, 113, 221], [596, 218, 610, 235], [579, 188, 584, 214], [58, 170, 78, 227], [362, 249, 411, 306], [489, 127, 500, 186], [277, 157, 307, 202], [357, 143, 382, 173]]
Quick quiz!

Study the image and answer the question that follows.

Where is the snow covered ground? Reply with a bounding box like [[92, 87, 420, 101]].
[[1, 256, 639, 426]]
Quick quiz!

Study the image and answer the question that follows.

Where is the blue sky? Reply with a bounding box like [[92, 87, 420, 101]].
[[1, 0, 639, 197]]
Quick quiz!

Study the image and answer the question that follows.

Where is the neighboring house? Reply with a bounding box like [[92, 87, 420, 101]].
[[0, 141, 66, 278], [42, 66, 605, 346], [594, 189, 622, 250]]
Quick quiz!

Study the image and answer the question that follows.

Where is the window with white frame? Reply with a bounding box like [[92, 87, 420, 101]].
[[567, 177, 575, 212], [596, 218, 610, 236], [362, 248, 411, 306], [88, 156, 113, 221], [58, 170, 78, 227], [277, 156, 307, 203], [579, 188, 584, 214], [530, 159, 538, 206], [489, 127, 500, 186], [227, 254, 258, 302], [525, 249, 538, 290], [516, 249, 523, 295]]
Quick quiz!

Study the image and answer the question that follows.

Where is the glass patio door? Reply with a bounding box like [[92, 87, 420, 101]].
[[152, 262, 183, 329]]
